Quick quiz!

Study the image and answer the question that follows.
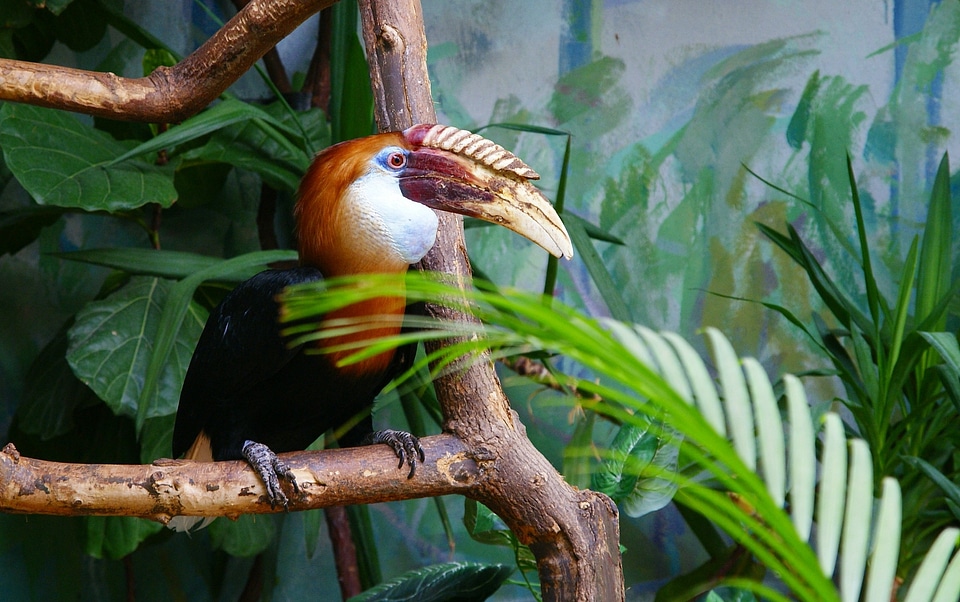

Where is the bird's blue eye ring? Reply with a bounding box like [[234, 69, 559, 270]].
[[387, 151, 406, 170]]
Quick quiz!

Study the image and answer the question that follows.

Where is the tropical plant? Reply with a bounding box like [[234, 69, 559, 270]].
[[279, 271, 960, 601], [751, 151, 960, 580]]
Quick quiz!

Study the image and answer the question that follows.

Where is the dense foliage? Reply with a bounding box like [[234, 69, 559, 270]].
[[1, 1, 959, 601]]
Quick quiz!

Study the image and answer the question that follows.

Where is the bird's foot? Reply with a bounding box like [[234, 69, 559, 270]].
[[241, 440, 299, 508], [361, 429, 425, 478]]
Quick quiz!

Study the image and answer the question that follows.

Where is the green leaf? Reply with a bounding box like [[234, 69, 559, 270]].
[[593, 417, 680, 518], [0, 204, 65, 256], [181, 102, 328, 193], [139, 414, 175, 463], [0, 103, 177, 211], [864, 479, 902, 602], [563, 410, 596, 489], [135, 249, 297, 429], [18, 323, 99, 439], [329, 2, 374, 144], [915, 152, 953, 331], [463, 499, 514, 548], [904, 456, 960, 509], [52, 0, 106, 52], [109, 98, 309, 167], [208, 514, 276, 557], [84, 516, 163, 560], [348, 562, 513, 602], [847, 155, 881, 331], [66, 276, 206, 419], [566, 212, 631, 321], [142, 48, 177, 75], [54, 247, 283, 281]]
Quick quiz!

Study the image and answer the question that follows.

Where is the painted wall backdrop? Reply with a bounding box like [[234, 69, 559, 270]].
[[0, 0, 957, 599], [416, 1, 958, 594]]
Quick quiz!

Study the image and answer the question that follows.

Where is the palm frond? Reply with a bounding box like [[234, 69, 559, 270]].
[[279, 273, 960, 601]]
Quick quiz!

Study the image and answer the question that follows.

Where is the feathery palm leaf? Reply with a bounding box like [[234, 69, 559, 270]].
[[280, 274, 960, 600]]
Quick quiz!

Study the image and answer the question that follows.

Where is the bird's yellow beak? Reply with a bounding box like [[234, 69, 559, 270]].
[[399, 124, 574, 260]]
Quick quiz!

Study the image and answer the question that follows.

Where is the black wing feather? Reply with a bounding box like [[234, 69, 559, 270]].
[[172, 267, 323, 458]]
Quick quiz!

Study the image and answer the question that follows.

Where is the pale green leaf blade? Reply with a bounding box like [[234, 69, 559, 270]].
[[706, 327, 755, 470], [931, 545, 960, 602], [566, 214, 631, 322], [635, 326, 692, 402], [904, 528, 960, 602], [54, 248, 271, 281], [743, 358, 785, 507], [818, 413, 848, 575], [785, 375, 815, 542], [663, 332, 726, 434], [840, 439, 873, 602], [602, 319, 654, 367], [864, 478, 901, 602], [0, 103, 177, 211]]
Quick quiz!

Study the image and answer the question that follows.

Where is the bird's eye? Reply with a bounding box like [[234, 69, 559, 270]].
[[386, 151, 406, 170]]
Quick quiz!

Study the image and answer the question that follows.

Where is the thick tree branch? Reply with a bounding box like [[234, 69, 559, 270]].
[[0, 437, 476, 523], [358, 2, 624, 600], [0, 0, 333, 122]]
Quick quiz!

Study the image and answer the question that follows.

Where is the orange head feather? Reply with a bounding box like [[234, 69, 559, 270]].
[[294, 131, 414, 277]]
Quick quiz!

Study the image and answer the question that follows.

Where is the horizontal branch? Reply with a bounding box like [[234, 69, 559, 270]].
[[0, 0, 334, 122], [0, 436, 479, 524]]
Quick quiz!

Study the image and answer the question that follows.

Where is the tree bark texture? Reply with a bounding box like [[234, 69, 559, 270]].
[[0, 437, 477, 520], [0, 0, 334, 122], [0, 1, 625, 600]]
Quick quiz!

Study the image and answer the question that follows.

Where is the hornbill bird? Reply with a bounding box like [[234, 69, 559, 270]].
[[170, 124, 572, 529]]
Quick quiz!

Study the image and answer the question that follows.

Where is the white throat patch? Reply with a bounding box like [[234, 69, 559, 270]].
[[346, 172, 439, 265]]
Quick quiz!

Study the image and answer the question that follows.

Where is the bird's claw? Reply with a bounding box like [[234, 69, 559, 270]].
[[242, 440, 299, 508], [363, 429, 425, 478]]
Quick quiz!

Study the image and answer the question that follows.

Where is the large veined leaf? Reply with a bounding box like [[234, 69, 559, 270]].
[[348, 562, 514, 602], [0, 103, 177, 211], [65, 276, 206, 419], [592, 413, 680, 519]]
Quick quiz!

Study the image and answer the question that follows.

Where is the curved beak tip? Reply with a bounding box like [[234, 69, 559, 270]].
[[403, 124, 575, 260]]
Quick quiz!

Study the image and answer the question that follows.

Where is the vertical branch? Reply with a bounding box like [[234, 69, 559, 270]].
[[357, 2, 624, 600]]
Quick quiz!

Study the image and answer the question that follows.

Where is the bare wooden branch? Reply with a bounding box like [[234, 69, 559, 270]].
[[0, 437, 476, 523], [357, 2, 625, 600], [0, 0, 334, 122]]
